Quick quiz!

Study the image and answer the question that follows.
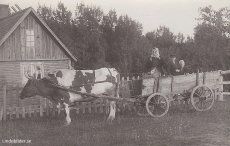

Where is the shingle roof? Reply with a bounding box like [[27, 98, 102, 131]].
[[0, 8, 29, 41], [0, 7, 78, 62]]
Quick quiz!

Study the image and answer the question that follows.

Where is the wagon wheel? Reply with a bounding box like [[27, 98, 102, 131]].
[[136, 98, 149, 116], [190, 85, 214, 111], [146, 93, 169, 118]]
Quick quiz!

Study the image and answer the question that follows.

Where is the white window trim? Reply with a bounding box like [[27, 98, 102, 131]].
[[26, 29, 35, 48]]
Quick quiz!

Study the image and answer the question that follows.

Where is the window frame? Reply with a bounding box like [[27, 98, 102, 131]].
[[25, 29, 35, 48]]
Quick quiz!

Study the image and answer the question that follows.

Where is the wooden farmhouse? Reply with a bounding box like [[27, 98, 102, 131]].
[[0, 5, 78, 115]]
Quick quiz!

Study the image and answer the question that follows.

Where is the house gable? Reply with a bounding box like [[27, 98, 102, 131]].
[[0, 7, 78, 61]]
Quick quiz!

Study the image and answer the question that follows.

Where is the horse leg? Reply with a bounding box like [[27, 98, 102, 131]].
[[107, 86, 119, 124], [63, 103, 71, 125]]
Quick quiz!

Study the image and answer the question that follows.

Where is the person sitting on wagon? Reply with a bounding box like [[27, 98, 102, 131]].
[[167, 54, 180, 76], [145, 47, 168, 77], [178, 60, 188, 75]]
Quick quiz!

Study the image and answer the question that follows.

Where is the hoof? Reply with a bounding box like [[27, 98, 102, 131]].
[[64, 122, 70, 126], [106, 117, 115, 125]]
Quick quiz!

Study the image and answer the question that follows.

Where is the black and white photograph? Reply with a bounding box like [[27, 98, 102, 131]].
[[0, 0, 230, 145]]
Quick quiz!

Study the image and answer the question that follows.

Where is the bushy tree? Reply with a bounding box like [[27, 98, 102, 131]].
[[194, 6, 230, 71], [37, 2, 229, 74]]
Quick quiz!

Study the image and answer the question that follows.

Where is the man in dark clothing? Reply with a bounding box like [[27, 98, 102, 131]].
[[167, 54, 180, 76]]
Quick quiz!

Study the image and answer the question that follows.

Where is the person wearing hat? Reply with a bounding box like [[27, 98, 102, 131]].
[[167, 54, 180, 76], [145, 47, 167, 77]]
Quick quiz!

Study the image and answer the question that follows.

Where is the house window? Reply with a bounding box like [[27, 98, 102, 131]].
[[21, 62, 44, 85], [26, 29, 35, 48]]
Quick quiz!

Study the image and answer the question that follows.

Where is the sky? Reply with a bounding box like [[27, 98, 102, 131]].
[[0, 0, 229, 37]]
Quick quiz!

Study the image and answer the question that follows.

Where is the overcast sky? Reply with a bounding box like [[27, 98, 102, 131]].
[[1, 0, 229, 37]]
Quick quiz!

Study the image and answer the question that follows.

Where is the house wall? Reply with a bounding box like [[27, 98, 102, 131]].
[[0, 59, 70, 108], [0, 13, 69, 61], [0, 11, 78, 116]]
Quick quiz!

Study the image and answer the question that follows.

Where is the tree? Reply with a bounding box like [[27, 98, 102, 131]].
[[72, 3, 109, 69], [101, 10, 118, 66], [37, 2, 73, 51], [146, 26, 175, 48], [145, 26, 179, 64], [112, 15, 146, 73], [194, 6, 230, 71]]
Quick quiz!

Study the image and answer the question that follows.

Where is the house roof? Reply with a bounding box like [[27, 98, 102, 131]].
[[0, 7, 78, 62]]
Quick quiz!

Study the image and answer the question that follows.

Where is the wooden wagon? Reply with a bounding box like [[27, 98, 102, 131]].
[[131, 72, 215, 118], [52, 70, 216, 118]]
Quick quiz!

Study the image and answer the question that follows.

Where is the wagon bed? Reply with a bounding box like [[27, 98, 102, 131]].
[[121, 71, 217, 117], [52, 71, 218, 118]]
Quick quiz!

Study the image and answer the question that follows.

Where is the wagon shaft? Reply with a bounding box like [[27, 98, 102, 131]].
[[51, 84, 136, 102]]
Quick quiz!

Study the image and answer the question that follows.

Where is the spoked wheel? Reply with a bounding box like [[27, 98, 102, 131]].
[[136, 98, 149, 116], [191, 85, 214, 111], [146, 93, 169, 118]]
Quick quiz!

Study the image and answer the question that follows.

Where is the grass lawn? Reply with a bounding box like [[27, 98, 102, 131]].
[[1, 97, 230, 146]]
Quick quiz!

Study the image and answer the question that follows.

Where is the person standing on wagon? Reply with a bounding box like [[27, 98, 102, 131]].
[[145, 47, 168, 93], [167, 54, 180, 76], [145, 47, 168, 77]]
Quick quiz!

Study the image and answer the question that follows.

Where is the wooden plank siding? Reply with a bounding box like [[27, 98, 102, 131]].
[[160, 71, 220, 95], [0, 60, 70, 109], [0, 9, 78, 120], [0, 14, 69, 61]]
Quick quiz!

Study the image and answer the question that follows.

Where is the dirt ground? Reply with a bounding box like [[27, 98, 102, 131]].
[[1, 97, 230, 146]]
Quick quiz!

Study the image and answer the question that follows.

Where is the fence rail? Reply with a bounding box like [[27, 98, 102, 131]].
[[1, 70, 230, 121], [0, 84, 112, 121], [218, 70, 230, 100], [0, 76, 138, 121]]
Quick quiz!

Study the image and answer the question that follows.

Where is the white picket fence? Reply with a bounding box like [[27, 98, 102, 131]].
[[1, 70, 230, 121]]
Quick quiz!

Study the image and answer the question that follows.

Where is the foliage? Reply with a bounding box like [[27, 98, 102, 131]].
[[37, 3, 230, 73], [193, 5, 230, 71]]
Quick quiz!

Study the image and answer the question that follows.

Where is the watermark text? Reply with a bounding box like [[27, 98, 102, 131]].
[[2, 139, 31, 144]]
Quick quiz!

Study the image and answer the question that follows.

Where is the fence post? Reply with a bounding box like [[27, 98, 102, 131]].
[[76, 102, 80, 114], [9, 107, 13, 120], [218, 71, 224, 101], [16, 107, 19, 119], [99, 99, 103, 113], [52, 103, 56, 116], [39, 97, 43, 117], [3, 85, 6, 120], [196, 69, 200, 86], [82, 102, 86, 114], [28, 105, 32, 117], [88, 102, 92, 113], [46, 99, 50, 116], [203, 72, 206, 85]]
